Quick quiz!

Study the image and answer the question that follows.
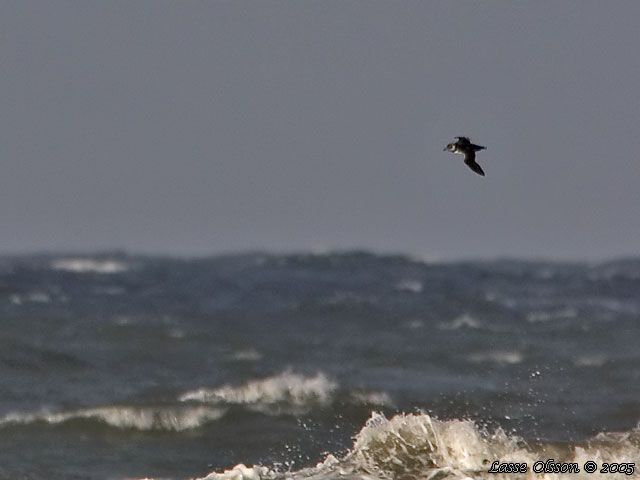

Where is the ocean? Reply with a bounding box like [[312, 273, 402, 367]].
[[0, 252, 638, 479]]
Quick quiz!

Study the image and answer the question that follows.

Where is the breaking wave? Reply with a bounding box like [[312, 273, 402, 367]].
[[0, 405, 225, 432], [468, 351, 523, 365], [439, 313, 483, 330], [50, 258, 129, 274], [0, 373, 392, 434], [180, 372, 337, 408], [198, 412, 640, 480], [180, 371, 391, 414]]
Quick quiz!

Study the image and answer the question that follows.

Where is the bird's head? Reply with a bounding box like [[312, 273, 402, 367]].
[[443, 143, 456, 152]]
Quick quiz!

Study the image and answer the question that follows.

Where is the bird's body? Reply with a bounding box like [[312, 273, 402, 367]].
[[443, 136, 486, 176]]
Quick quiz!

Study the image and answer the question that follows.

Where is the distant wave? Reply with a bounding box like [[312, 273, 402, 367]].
[[0, 405, 224, 432], [180, 371, 392, 414], [394, 279, 423, 293], [573, 354, 607, 367], [0, 373, 392, 433], [50, 258, 129, 274], [9, 292, 52, 305], [527, 307, 578, 323], [180, 372, 337, 407], [468, 351, 523, 365], [439, 313, 483, 330], [198, 412, 640, 480], [229, 348, 263, 362]]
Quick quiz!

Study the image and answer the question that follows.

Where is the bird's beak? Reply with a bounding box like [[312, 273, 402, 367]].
[[443, 147, 448, 151]]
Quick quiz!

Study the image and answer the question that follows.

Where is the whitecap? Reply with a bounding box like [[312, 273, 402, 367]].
[[50, 258, 129, 274], [229, 349, 263, 362], [403, 319, 425, 329], [527, 308, 577, 323], [167, 328, 185, 339], [349, 391, 394, 407], [199, 463, 272, 480], [0, 405, 224, 432], [395, 280, 423, 293], [195, 413, 640, 480], [468, 351, 523, 365], [573, 354, 607, 367], [27, 292, 51, 303], [179, 372, 337, 414], [440, 314, 482, 330]]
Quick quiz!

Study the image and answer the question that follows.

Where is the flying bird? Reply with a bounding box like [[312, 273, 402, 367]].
[[443, 136, 486, 176]]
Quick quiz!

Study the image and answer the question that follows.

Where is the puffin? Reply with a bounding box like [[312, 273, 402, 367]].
[[443, 137, 486, 176]]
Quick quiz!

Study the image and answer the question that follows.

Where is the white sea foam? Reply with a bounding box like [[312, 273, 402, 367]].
[[179, 372, 337, 414], [343, 412, 518, 477], [395, 279, 423, 293], [179, 371, 393, 415], [27, 292, 51, 303], [195, 412, 640, 480], [9, 292, 53, 304], [0, 406, 224, 432], [573, 354, 607, 367], [51, 258, 129, 274], [403, 318, 425, 329], [591, 298, 639, 315], [229, 349, 263, 362], [440, 314, 482, 330], [349, 391, 394, 407], [590, 264, 640, 282], [199, 463, 273, 480], [468, 351, 523, 365], [527, 307, 577, 323]]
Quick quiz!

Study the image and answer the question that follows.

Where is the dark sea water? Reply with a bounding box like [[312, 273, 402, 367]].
[[0, 252, 638, 480]]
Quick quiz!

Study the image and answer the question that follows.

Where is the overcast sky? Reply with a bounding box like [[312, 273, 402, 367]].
[[1, 1, 639, 260]]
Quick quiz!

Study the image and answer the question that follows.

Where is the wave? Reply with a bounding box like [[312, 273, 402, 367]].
[[180, 372, 337, 409], [229, 349, 263, 362], [439, 313, 483, 330], [468, 351, 523, 365], [527, 308, 578, 323], [0, 405, 225, 432], [180, 371, 392, 414], [0, 373, 391, 434], [573, 354, 607, 367], [9, 291, 52, 305], [50, 258, 129, 274], [395, 279, 423, 293], [198, 412, 640, 480]]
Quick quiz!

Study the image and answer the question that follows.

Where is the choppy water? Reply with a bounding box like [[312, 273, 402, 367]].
[[0, 252, 638, 479]]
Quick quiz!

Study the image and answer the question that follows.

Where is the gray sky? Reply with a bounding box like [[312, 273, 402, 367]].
[[1, 1, 639, 260]]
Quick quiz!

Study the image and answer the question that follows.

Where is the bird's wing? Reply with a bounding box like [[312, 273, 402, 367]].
[[455, 136, 471, 144], [464, 151, 485, 176]]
